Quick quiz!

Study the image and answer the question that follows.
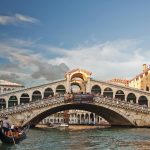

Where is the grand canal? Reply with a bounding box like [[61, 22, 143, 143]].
[[1, 127, 150, 150]]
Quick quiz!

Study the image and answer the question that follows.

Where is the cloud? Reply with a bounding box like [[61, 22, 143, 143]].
[[0, 16, 16, 25], [0, 73, 24, 85], [0, 14, 38, 25], [31, 63, 69, 80], [0, 39, 69, 86], [47, 39, 150, 80], [15, 14, 38, 23], [0, 38, 150, 87]]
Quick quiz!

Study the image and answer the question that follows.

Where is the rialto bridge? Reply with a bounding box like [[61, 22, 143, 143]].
[[0, 68, 150, 127]]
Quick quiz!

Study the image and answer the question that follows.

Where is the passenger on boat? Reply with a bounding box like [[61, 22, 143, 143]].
[[11, 124, 15, 132], [2, 116, 11, 136]]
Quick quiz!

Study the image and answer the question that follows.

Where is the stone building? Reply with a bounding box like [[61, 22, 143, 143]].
[[40, 110, 109, 125], [129, 64, 150, 91], [107, 78, 129, 87], [108, 64, 150, 92], [0, 80, 24, 94]]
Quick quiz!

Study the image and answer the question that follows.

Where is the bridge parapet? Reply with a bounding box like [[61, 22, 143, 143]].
[[94, 96, 150, 114], [0, 96, 65, 117], [0, 94, 150, 127], [0, 95, 150, 117]]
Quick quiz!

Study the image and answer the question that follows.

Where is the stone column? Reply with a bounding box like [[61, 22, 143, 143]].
[[66, 74, 71, 93], [86, 77, 91, 93], [124, 93, 127, 102], [41, 89, 44, 99], [6, 99, 8, 108], [148, 95, 150, 107], [78, 114, 80, 124], [113, 89, 117, 99], [28, 91, 32, 102], [88, 113, 90, 124], [73, 113, 76, 124], [93, 113, 96, 125], [1, 88, 3, 93], [17, 95, 20, 105]]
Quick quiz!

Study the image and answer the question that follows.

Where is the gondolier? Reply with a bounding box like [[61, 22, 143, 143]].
[[2, 116, 11, 136], [0, 115, 29, 144]]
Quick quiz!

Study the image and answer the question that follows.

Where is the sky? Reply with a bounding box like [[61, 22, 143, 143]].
[[0, 0, 150, 87]]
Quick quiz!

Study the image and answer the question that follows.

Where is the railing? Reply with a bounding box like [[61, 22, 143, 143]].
[[94, 95, 150, 113], [0, 94, 150, 117], [0, 96, 65, 117]]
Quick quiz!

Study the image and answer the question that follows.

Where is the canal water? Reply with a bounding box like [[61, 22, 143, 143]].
[[1, 127, 150, 150]]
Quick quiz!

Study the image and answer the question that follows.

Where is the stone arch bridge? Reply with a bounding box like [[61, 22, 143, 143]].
[[0, 95, 150, 127], [0, 68, 150, 127]]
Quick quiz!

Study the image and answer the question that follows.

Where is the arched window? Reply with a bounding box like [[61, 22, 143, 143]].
[[3, 88, 7, 93], [85, 113, 89, 124], [90, 113, 94, 124], [71, 84, 81, 93], [91, 85, 101, 94], [8, 96, 18, 107], [20, 93, 30, 104], [115, 90, 125, 101], [8, 88, 11, 91], [0, 99, 6, 109], [81, 114, 84, 124], [138, 96, 148, 106], [146, 86, 149, 91], [56, 85, 66, 95], [32, 90, 42, 101], [127, 93, 136, 103], [44, 88, 54, 98], [77, 114, 80, 124], [103, 87, 113, 98]]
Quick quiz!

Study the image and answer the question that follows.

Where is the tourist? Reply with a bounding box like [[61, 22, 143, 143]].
[[11, 124, 15, 132]]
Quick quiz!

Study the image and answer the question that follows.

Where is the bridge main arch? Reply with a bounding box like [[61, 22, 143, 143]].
[[22, 102, 133, 127]]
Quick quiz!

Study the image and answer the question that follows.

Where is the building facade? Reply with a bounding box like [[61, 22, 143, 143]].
[[40, 110, 109, 125], [107, 78, 129, 87], [108, 64, 150, 92], [129, 64, 150, 91], [0, 80, 24, 94]]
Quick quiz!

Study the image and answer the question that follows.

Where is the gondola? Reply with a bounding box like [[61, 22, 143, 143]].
[[0, 126, 29, 144]]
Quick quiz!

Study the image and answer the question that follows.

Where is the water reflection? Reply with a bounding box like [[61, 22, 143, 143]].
[[1, 127, 150, 150]]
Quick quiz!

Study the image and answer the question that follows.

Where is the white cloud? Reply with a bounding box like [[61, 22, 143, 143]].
[[15, 14, 38, 23], [0, 38, 150, 86], [0, 39, 69, 86], [47, 39, 150, 80], [0, 14, 38, 25], [0, 16, 15, 25]]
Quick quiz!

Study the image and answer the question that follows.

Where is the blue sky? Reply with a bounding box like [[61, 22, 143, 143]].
[[0, 0, 150, 86]]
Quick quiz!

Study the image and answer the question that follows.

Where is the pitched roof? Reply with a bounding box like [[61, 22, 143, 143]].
[[0, 80, 23, 87], [66, 68, 92, 75]]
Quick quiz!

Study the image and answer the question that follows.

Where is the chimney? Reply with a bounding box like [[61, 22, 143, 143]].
[[143, 64, 147, 72]]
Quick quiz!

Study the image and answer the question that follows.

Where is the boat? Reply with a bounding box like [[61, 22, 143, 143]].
[[59, 123, 69, 127], [48, 123, 60, 128], [58, 123, 69, 130], [0, 126, 29, 144]]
